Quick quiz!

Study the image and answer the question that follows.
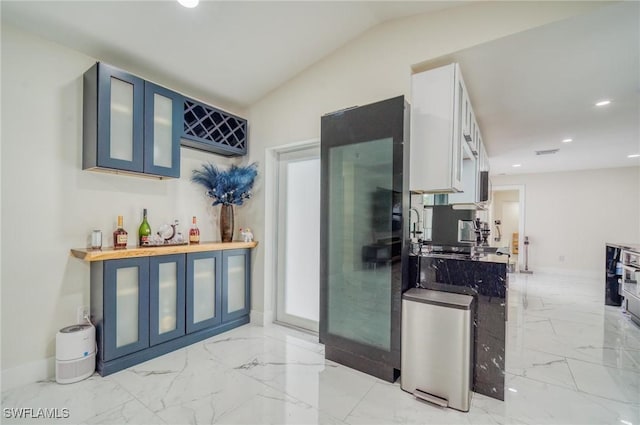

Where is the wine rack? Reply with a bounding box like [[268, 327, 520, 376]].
[[182, 98, 247, 156]]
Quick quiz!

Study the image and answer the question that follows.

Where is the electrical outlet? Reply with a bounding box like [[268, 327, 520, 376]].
[[76, 306, 89, 324]]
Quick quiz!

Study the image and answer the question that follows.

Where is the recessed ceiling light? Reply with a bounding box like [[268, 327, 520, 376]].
[[620, 420, 633, 425], [178, 0, 199, 8], [628, 154, 640, 158], [512, 164, 522, 168], [595, 99, 611, 107], [562, 138, 573, 143], [508, 387, 518, 393]]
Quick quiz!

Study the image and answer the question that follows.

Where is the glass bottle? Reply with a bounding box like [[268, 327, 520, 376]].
[[189, 216, 200, 244], [113, 215, 128, 249], [138, 208, 151, 246]]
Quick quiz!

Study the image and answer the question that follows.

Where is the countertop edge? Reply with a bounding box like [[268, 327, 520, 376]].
[[71, 241, 259, 261], [606, 242, 640, 253], [409, 253, 509, 265]]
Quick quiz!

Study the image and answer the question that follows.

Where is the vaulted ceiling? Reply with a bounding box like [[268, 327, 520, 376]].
[[2, 1, 638, 175]]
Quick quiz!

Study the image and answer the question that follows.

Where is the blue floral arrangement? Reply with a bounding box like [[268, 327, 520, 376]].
[[191, 162, 258, 206]]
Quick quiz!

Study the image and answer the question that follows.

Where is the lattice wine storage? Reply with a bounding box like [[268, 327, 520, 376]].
[[182, 98, 247, 156]]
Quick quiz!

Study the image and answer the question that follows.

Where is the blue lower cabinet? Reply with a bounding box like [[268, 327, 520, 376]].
[[186, 251, 222, 333], [102, 257, 150, 362], [91, 249, 251, 376], [222, 249, 251, 322], [150, 254, 186, 346]]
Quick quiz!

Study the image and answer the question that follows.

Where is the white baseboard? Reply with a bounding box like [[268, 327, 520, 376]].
[[2, 357, 55, 391], [250, 309, 274, 326]]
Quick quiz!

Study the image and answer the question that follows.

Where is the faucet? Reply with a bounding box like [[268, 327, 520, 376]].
[[410, 208, 422, 239]]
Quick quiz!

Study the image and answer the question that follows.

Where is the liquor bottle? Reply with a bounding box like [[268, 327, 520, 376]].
[[113, 215, 128, 249], [138, 208, 151, 246], [189, 216, 200, 244]]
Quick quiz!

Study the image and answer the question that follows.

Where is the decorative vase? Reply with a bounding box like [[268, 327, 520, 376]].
[[220, 204, 234, 242]]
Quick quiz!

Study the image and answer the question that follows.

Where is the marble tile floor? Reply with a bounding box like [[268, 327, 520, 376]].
[[2, 272, 640, 424]]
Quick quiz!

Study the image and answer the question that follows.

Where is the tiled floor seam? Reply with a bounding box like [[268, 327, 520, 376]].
[[563, 360, 639, 406], [524, 346, 640, 374], [88, 378, 169, 425], [341, 380, 377, 424], [504, 372, 578, 393], [228, 345, 346, 424]]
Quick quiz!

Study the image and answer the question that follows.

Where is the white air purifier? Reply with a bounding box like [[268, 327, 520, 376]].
[[55, 323, 96, 384]]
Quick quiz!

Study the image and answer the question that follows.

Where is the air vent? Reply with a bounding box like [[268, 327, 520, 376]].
[[535, 149, 559, 156]]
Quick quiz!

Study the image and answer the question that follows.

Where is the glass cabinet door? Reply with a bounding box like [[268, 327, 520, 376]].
[[186, 252, 222, 333], [143, 82, 182, 178], [97, 63, 144, 173], [150, 254, 185, 346], [103, 257, 149, 361], [326, 137, 394, 351], [222, 249, 250, 322]]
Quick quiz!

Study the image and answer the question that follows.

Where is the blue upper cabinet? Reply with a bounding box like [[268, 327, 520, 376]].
[[83, 62, 145, 174], [83, 62, 181, 179], [181, 97, 248, 157], [143, 82, 182, 178]]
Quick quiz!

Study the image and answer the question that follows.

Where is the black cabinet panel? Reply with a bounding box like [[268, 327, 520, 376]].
[[605, 245, 623, 306], [320, 96, 410, 382]]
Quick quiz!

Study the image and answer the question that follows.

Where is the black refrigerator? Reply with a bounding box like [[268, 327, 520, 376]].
[[319, 96, 410, 382]]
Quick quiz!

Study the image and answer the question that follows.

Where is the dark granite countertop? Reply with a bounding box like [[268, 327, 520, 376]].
[[410, 253, 509, 264]]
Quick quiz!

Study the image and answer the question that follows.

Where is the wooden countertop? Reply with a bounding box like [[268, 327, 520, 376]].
[[71, 241, 258, 262]]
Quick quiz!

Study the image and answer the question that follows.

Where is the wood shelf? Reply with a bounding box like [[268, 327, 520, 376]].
[[71, 241, 258, 262]]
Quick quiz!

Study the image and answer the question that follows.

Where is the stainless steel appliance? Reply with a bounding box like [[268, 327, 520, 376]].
[[457, 220, 475, 243], [401, 288, 474, 412], [621, 248, 640, 325]]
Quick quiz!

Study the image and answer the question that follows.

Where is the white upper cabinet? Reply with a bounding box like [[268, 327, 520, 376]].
[[411, 63, 490, 203], [410, 63, 464, 193]]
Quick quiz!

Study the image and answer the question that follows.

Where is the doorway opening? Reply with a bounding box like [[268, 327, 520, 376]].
[[490, 185, 526, 272], [273, 142, 320, 332]]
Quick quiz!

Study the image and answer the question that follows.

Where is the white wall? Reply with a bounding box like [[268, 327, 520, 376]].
[[491, 167, 640, 277], [0, 25, 249, 388], [245, 1, 608, 321]]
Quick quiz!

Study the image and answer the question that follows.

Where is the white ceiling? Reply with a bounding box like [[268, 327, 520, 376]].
[[1, 0, 458, 108], [443, 1, 640, 175], [2, 1, 639, 175]]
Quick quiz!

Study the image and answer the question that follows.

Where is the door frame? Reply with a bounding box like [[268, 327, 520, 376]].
[[491, 184, 526, 271], [264, 139, 320, 331]]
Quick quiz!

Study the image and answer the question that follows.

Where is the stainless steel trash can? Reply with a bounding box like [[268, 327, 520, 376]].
[[401, 288, 474, 412]]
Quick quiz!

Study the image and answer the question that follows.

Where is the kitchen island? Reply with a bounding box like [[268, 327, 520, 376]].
[[408, 253, 508, 401]]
